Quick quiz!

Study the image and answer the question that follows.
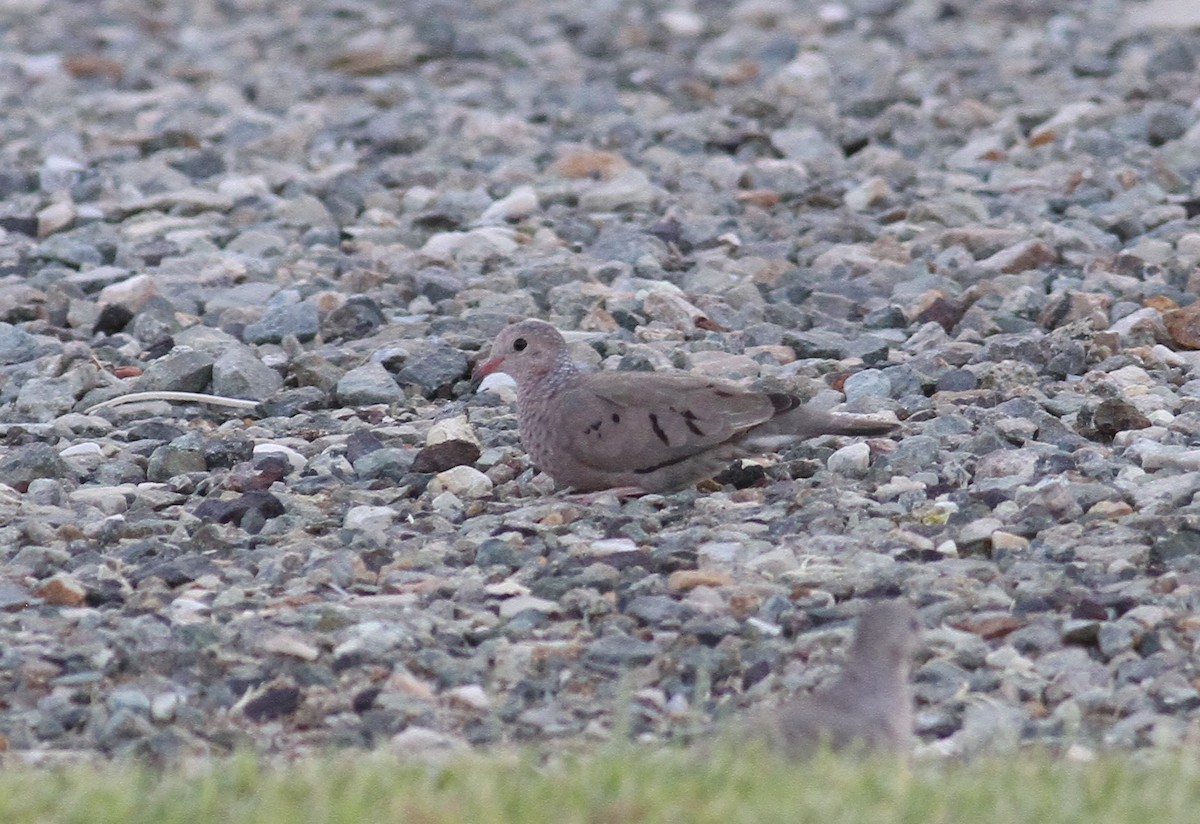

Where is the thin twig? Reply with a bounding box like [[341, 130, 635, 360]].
[[85, 391, 260, 414]]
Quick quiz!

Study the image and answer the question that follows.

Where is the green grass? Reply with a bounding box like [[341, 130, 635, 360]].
[[3, 744, 1200, 824]]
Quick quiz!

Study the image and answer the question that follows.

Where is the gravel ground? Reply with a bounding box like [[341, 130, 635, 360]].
[[2, 0, 1200, 763]]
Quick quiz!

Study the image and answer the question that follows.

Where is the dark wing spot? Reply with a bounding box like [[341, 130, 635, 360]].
[[681, 409, 705, 437], [612, 413, 620, 423], [585, 420, 602, 435], [648, 413, 669, 445]]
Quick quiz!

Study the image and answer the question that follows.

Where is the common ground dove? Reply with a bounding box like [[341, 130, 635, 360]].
[[473, 319, 899, 493], [768, 600, 921, 755]]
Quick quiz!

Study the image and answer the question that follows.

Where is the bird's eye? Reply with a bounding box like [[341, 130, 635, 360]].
[[513, 338, 528, 352]]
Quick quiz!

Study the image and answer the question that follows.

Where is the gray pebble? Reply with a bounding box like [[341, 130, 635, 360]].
[[337, 362, 403, 406], [243, 303, 320, 345], [212, 345, 283, 401], [136, 349, 216, 393]]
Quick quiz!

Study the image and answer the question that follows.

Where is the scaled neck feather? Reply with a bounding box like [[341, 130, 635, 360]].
[[519, 350, 579, 402]]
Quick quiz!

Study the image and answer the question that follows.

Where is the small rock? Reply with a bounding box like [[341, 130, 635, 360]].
[[429, 466, 493, 498], [0, 582, 32, 610], [426, 415, 481, 447], [136, 349, 215, 393], [147, 443, 206, 481], [391, 344, 470, 398], [842, 369, 891, 401], [252, 443, 307, 473], [583, 633, 659, 668], [667, 570, 732, 591], [0, 443, 73, 486], [212, 345, 283, 401], [990, 531, 1029, 553], [337, 362, 403, 405], [444, 684, 491, 711], [68, 486, 130, 514], [16, 376, 80, 422], [411, 440, 481, 474], [959, 517, 1003, 548], [579, 169, 662, 212], [37, 200, 75, 238], [344, 505, 397, 531], [498, 595, 558, 619], [243, 303, 320, 344], [477, 185, 538, 224], [261, 633, 321, 661], [0, 322, 41, 364], [242, 684, 302, 722], [150, 693, 181, 723], [98, 274, 157, 312], [321, 297, 386, 342], [36, 573, 86, 606], [827, 442, 870, 476]]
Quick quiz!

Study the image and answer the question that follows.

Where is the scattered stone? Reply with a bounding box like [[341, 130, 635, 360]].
[[411, 440, 481, 473], [429, 466, 493, 498], [242, 684, 302, 722], [391, 344, 470, 398], [0, 323, 40, 364], [36, 573, 86, 606], [243, 303, 320, 345], [212, 346, 284, 401], [336, 362, 403, 405], [136, 349, 215, 393], [827, 442, 871, 477], [344, 505, 397, 531]]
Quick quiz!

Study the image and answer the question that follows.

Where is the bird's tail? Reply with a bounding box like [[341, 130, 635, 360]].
[[745, 397, 899, 449]]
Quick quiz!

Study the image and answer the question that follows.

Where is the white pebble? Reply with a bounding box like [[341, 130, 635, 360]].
[[429, 465, 493, 498], [253, 442, 307, 472], [477, 185, 538, 225], [498, 594, 558, 618], [150, 692, 181, 723], [343, 505, 396, 531], [444, 684, 491, 711], [660, 9, 705, 37], [59, 442, 103, 458], [827, 441, 870, 476], [426, 415, 481, 447]]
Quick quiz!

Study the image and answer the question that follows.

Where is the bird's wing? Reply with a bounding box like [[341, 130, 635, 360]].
[[554, 371, 776, 473]]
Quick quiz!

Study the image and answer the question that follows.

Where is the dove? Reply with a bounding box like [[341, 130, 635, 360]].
[[472, 318, 898, 493], [768, 600, 921, 756]]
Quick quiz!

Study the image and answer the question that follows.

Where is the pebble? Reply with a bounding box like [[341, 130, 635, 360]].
[[477, 186, 538, 225], [426, 415, 482, 448], [344, 505, 397, 531], [842, 369, 891, 402], [136, 349, 215, 394], [243, 303, 320, 345], [68, 486, 130, 515], [212, 346, 284, 401], [578, 170, 662, 212], [36, 574, 86, 607], [336, 362, 403, 405], [253, 443, 307, 473], [826, 442, 871, 477], [429, 466, 494, 498], [0, 323, 41, 364]]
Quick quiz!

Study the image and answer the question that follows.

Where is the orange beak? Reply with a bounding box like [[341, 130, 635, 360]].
[[472, 355, 504, 383]]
